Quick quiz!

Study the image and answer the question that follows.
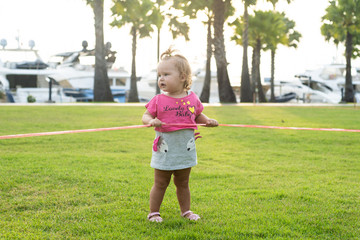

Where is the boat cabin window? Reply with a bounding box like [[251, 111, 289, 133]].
[[7, 74, 37, 89], [7, 74, 53, 89], [109, 78, 127, 87]]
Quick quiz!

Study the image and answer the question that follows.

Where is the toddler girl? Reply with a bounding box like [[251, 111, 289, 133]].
[[142, 47, 218, 222]]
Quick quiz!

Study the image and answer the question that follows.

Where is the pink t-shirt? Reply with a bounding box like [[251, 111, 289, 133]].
[[145, 92, 204, 132]]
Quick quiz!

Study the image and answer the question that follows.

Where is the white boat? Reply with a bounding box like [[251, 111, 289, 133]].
[[297, 64, 360, 102], [49, 56, 130, 102], [0, 40, 75, 103], [266, 64, 360, 103], [48, 42, 155, 102], [266, 78, 341, 104]]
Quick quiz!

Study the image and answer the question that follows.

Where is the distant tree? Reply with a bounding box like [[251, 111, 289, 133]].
[[239, 0, 256, 103], [213, 0, 237, 103], [231, 10, 300, 103], [265, 0, 298, 102], [200, 10, 214, 103], [111, 0, 161, 102], [266, 13, 301, 102], [238, 0, 293, 103], [86, 0, 114, 102], [231, 11, 270, 102], [249, 11, 273, 102], [321, 0, 360, 102], [173, 0, 215, 103]]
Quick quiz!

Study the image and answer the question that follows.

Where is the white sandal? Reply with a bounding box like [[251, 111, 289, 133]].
[[181, 210, 200, 221], [147, 212, 163, 222]]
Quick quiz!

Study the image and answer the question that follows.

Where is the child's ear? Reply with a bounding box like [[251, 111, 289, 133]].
[[180, 73, 186, 82]]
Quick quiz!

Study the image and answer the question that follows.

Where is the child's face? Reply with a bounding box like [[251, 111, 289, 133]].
[[157, 59, 185, 94]]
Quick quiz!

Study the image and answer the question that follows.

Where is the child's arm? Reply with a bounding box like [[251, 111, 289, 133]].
[[196, 113, 218, 127], [142, 110, 163, 127]]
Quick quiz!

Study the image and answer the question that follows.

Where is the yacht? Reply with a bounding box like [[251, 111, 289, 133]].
[[0, 39, 75, 103], [297, 64, 360, 102], [48, 41, 155, 102], [266, 64, 360, 103], [266, 78, 341, 104]]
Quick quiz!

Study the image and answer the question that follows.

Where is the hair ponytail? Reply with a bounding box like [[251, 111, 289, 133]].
[[160, 47, 176, 60]]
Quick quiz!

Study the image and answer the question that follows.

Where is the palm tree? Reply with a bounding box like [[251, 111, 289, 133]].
[[250, 11, 276, 102], [321, 0, 360, 102], [213, 0, 237, 103], [111, 0, 161, 102], [266, 13, 301, 102], [200, 14, 214, 103], [231, 11, 271, 102], [231, 10, 299, 103], [265, 0, 298, 102], [173, 0, 215, 103], [238, 0, 293, 103], [240, 0, 256, 103], [86, 0, 114, 102]]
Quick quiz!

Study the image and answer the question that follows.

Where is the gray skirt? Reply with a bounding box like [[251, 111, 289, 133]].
[[151, 129, 197, 170]]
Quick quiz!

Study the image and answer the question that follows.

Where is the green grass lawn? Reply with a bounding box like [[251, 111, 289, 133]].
[[1, 105, 359, 239]]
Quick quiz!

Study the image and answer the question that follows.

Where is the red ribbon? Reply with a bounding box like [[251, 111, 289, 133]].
[[1, 123, 359, 140]]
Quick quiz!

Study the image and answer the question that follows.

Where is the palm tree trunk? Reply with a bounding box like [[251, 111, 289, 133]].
[[213, 0, 236, 103], [156, 27, 160, 95], [240, 2, 252, 103], [251, 47, 256, 101], [344, 31, 354, 102], [93, 0, 113, 102], [270, 49, 276, 102], [128, 26, 139, 102], [254, 39, 266, 103], [200, 19, 213, 103]]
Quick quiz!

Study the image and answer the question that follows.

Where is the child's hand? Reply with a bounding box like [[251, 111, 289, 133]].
[[149, 118, 163, 127], [205, 119, 218, 127]]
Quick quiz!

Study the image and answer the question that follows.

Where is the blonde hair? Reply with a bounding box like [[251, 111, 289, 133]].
[[159, 47, 192, 91]]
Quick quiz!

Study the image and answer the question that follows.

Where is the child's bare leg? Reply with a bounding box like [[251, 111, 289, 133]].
[[150, 169, 172, 213], [173, 168, 191, 213]]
